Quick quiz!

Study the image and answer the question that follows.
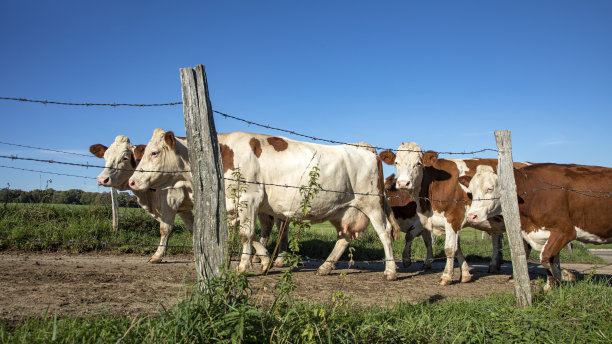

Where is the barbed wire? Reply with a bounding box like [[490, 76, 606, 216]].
[[0, 165, 96, 180], [0, 96, 182, 107], [0, 154, 190, 174], [213, 110, 498, 155], [1, 154, 498, 203], [0, 140, 93, 157], [0, 96, 496, 154]]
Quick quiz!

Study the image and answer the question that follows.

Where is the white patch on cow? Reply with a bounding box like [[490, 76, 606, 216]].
[[575, 227, 612, 244], [521, 228, 550, 252], [449, 158, 470, 177]]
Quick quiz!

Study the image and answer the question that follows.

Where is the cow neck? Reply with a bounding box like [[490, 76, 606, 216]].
[[417, 165, 453, 213]]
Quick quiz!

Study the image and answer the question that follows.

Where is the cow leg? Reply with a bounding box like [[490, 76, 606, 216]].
[[440, 224, 460, 285], [149, 209, 176, 264], [237, 200, 270, 273], [456, 236, 472, 283], [544, 254, 563, 291], [422, 229, 434, 270], [273, 219, 289, 267], [540, 230, 573, 290], [254, 214, 273, 263], [317, 237, 351, 276], [488, 233, 503, 273], [402, 228, 415, 268], [367, 211, 398, 281], [177, 211, 194, 234]]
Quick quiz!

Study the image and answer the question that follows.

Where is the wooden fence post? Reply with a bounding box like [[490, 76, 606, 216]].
[[181, 64, 228, 286], [495, 130, 532, 307], [111, 188, 119, 231]]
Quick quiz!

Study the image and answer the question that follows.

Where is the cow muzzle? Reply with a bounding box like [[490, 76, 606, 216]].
[[466, 213, 480, 224], [97, 176, 111, 186]]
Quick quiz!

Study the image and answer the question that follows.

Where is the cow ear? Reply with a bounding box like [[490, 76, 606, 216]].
[[422, 151, 438, 166], [134, 145, 146, 161], [89, 144, 107, 158], [384, 174, 396, 190], [458, 175, 472, 188], [379, 150, 396, 165], [164, 131, 176, 150]]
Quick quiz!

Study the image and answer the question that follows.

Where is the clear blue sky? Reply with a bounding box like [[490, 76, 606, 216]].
[[1, 1, 611, 192]]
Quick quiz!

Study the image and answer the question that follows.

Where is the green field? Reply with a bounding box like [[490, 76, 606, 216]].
[[0, 203, 606, 264]]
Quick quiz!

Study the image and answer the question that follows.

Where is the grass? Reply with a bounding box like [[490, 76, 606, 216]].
[[1, 273, 610, 343], [0, 203, 607, 264]]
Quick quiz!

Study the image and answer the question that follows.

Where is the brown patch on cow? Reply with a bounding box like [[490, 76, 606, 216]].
[[133, 145, 146, 161], [458, 176, 472, 188], [422, 151, 438, 167], [89, 144, 107, 158], [267, 137, 288, 152], [379, 150, 396, 165], [220, 144, 234, 173], [249, 138, 262, 158], [164, 131, 176, 150]]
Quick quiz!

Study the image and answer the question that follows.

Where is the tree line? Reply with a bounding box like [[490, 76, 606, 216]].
[[0, 187, 140, 207]]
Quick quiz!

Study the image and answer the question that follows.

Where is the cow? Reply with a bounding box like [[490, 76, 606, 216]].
[[384, 174, 434, 269], [89, 135, 194, 263], [465, 163, 612, 288], [129, 129, 402, 280], [379, 142, 528, 285]]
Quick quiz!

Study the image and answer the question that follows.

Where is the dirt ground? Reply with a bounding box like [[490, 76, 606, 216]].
[[1, 252, 611, 325]]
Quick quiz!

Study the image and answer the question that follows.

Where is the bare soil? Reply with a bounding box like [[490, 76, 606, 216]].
[[1, 252, 611, 325]]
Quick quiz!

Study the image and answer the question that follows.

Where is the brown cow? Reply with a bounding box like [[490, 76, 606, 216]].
[[466, 163, 612, 288]]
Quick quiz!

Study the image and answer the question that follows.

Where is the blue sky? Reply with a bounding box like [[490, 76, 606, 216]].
[[1, 1, 611, 192]]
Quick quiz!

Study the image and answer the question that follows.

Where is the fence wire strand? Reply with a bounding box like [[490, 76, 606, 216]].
[[0, 96, 496, 154]]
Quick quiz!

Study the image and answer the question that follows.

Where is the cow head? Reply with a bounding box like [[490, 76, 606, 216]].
[[379, 142, 426, 194], [465, 165, 502, 224], [89, 135, 141, 190], [129, 128, 182, 191]]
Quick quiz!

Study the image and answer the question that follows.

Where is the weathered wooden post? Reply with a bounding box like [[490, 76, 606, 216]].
[[495, 130, 532, 307], [181, 64, 228, 285], [111, 188, 119, 231]]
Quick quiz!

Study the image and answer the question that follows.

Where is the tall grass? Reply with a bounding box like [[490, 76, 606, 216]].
[[2, 273, 610, 343]]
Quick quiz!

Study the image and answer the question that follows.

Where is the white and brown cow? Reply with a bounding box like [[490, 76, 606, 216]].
[[129, 129, 401, 280], [380, 143, 528, 285], [466, 163, 612, 288], [90, 135, 194, 263], [384, 174, 434, 269]]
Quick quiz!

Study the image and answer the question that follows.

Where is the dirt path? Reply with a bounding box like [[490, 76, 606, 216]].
[[1, 252, 611, 325]]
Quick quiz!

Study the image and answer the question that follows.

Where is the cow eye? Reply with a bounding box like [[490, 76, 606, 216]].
[[151, 151, 159, 157], [416, 162, 422, 166], [122, 156, 129, 161], [487, 187, 494, 193], [467, 192, 473, 200]]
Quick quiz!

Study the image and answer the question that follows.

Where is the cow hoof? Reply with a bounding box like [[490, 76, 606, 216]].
[[237, 263, 251, 273], [384, 271, 398, 281], [273, 257, 285, 268], [562, 269, 576, 282], [149, 257, 163, 264], [402, 259, 412, 268], [461, 274, 472, 283], [487, 266, 500, 273], [316, 267, 332, 276], [440, 278, 453, 286]]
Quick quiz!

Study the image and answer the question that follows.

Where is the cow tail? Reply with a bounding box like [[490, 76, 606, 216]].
[[375, 154, 401, 241], [384, 197, 401, 241]]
